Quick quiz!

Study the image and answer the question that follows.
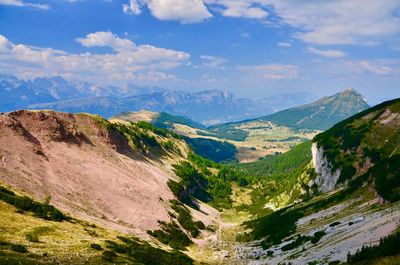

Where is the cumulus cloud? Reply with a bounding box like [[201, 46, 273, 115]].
[[76, 31, 135, 51], [0, 0, 49, 9], [123, 0, 212, 23], [122, 0, 271, 22], [148, 0, 212, 23], [307, 47, 346, 58], [238, 64, 299, 80], [0, 32, 189, 84]]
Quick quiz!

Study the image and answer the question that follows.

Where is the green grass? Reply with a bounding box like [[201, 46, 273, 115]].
[[183, 136, 237, 163], [0, 186, 67, 221], [170, 200, 204, 238], [105, 236, 193, 265], [153, 111, 206, 130], [237, 140, 312, 177], [147, 221, 192, 250], [206, 124, 248, 141]]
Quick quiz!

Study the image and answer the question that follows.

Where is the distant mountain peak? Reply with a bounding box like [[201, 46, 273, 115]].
[[257, 89, 370, 130]]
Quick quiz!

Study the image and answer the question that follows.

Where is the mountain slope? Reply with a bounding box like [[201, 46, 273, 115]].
[[0, 110, 203, 233], [258, 88, 369, 130], [312, 97, 400, 198], [224, 98, 400, 264], [112, 110, 237, 162], [112, 110, 206, 130]]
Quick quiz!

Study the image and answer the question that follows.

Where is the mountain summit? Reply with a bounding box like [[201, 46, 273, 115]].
[[257, 88, 370, 130]]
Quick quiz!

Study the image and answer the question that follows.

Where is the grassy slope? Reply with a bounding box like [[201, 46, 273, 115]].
[[257, 89, 369, 130], [0, 186, 195, 265], [232, 99, 400, 264], [235, 141, 313, 215], [314, 98, 400, 200]]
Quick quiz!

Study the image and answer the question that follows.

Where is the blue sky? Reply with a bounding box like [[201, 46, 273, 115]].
[[0, 0, 399, 104]]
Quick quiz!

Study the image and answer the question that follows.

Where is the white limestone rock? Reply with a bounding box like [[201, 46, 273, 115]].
[[311, 142, 341, 193]]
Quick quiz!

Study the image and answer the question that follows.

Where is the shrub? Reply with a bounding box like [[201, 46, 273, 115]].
[[90, 243, 102, 250], [170, 200, 202, 238], [281, 235, 309, 251], [162, 140, 175, 151], [102, 250, 117, 261], [147, 221, 192, 250], [26, 233, 39, 243], [106, 236, 193, 265], [10, 244, 28, 253], [311, 231, 325, 244], [195, 221, 205, 230]]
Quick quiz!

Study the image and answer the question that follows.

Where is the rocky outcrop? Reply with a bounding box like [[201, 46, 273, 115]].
[[311, 142, 341, 193]]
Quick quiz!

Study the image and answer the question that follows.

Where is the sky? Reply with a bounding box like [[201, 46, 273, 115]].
[[0, 0, 399, 104]]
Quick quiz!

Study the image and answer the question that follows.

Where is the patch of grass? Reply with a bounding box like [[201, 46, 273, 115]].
[[183, 136, 237, 163], [170, 200, 203, 238], [281, 235, 309, 251], [0, 186, 67, 221], [147, 221, 192, 250], [105, 236, 193, 265], [10, 244, 28, 253], [244, 207, 305, 244], [90, 243, 102, 250], [101, 250, 117, 261], [25, 233, 39, 243], [25, 226, 56, 242]]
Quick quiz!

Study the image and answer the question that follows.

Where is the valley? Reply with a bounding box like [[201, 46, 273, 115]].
[[0, 97, 399, 265], [112, 89, 367, 163], [1, 2, 399, 264]]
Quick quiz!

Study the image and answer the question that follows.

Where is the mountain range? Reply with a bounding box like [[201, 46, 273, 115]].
[[0, 74, 315, 124], [111, 90, 370, 163]]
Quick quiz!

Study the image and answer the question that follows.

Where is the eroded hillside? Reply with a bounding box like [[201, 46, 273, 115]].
[[0, 110, 197, 233]]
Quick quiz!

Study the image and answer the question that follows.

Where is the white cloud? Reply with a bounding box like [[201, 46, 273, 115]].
[[0, 0, 49, 9], [123, 0, 141, 15], [0, 33, 190, 85], [200, 55, 229, 68], [265, 0, 400, 45], [207, 0, 268, 19], [76, 31, 135, 52], [147, 0, 212, 23], [349, 60, 396, 75], [277, 42, 291, 47], [123, 0, 212, 23], [122, 0, 271, 22], [238, 64, 299, 80], [307, 47, 346, 58], [119, 0, 400, 45]]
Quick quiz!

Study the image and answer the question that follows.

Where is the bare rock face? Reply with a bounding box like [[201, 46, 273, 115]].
[[311, 142, 341, 193]]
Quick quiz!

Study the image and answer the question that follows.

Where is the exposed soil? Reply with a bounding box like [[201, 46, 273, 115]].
[[0, 110, 183, 234]]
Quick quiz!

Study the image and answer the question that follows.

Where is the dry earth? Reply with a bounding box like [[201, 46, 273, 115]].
[[0, 110, 211, 236]]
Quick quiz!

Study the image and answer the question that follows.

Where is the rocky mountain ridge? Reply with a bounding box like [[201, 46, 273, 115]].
[[0, 74, 313, 124]]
